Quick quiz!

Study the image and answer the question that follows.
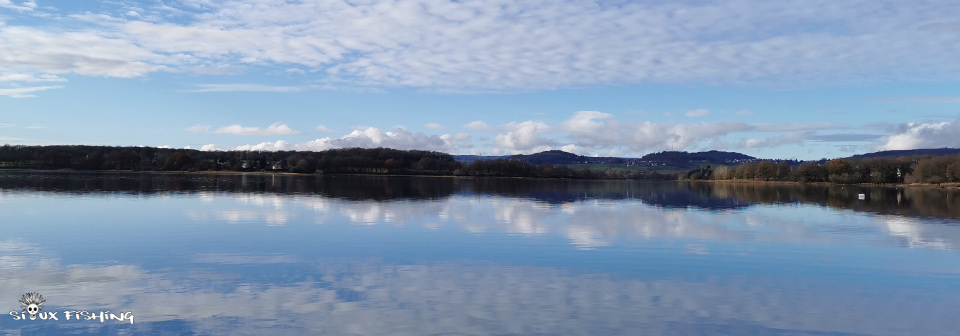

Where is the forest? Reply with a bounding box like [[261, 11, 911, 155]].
[[3, 144, 959, 184], [685, 155, 960, 184], [0, 145, 676, 180]]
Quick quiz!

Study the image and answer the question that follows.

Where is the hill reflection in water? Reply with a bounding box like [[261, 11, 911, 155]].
[[2, 171, 960, 335], [1, 171, 957, 218]]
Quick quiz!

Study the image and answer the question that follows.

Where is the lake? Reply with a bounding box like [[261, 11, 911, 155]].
[[1, 171, 959, 335]]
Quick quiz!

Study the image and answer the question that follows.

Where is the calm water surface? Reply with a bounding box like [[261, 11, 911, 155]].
[[1, 172, 960, 335]]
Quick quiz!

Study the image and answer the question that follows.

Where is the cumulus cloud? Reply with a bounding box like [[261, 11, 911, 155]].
[[337, 127, 454, 152], [200, 144, 221, 151], [560, 111, 753, 153], [873, 114, 960, 150], [494, 121, 555, 154], [234, 127, 459, 153], [552, 111, 854, 155], [234, 140, 290, 151], [296, 138, 337, 151], [560, 144, 586, 155], [423, 123, 446, 130], [213, 111, 859, 156]]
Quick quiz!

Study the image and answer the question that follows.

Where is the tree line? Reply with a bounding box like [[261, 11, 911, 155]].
[[685, 154, 960, 184], [6, 144, 958, 183], [0, 145, 678, 180]]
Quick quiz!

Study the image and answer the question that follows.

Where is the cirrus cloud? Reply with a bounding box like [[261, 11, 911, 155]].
[[189, 123, 302, 136], [0, 85, 63, 98]]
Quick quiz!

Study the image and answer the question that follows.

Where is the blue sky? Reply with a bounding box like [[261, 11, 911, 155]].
[[1, 0, 960, 160]]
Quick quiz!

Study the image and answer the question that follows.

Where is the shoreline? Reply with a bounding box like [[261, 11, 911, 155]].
[[3, 168, 959, 188], [684, 178, 960, 189], [0, 168, 640, 181]]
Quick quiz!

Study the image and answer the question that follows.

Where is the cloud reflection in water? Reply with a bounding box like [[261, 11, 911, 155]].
[[1, 244, 958, 335]]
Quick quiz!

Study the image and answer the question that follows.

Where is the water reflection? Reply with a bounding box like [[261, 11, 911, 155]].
[[2, 241, 959, 336], [172, 191, 959, 253], [1, 171, 958, 218], [3, 172, 960, 335]]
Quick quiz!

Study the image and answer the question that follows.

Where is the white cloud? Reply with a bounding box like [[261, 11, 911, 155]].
[[314, 125, 336, 133], [213, 123, 301, 136], [0, 86, 62, 98], [186, 125, 211, 133], [752, 123, 841, 132], [424, 123, 446, 130], [561, 144, 585, 155], [462, 121, 491, 130], [0, 73, 65, 82], [735, 131, 813, 149], [3, 0, 960, 93], [561, 111, 613, 134], [685, 109, 710, 118], [218, 111, 854, 156], [873, 114, 960, 150], [190, 123, 300, 136], [200, 144, 221, 151], [0, 0, 35, 12], [234, 140, 290, 151], [560, 111, 752, 153], [187, 84, 320, 93], [234, 127, 457, 153], [337, 127, 454, 152], [494, 121, 555, 154], [552, 111, 853, 155], [0, 26, 168, 78], [296, 138, 337, 151]]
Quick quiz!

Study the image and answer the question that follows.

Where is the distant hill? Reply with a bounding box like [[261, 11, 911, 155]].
[[850, 148, 960, 159], [511, 150, 628, 165], [455, 150, 624, 165], [638, 150, 756, 164], [451, 154, 508, 163], [453, 149, 755, 170]]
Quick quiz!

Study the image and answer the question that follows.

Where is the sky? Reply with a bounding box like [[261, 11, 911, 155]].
[[1, 0, 960, 160]]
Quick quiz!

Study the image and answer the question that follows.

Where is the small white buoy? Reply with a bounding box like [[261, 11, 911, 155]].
[[858, 193, 865, 200]]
